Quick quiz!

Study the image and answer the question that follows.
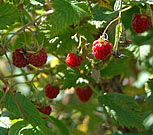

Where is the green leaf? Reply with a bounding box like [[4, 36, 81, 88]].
[[0, 127, 8, 135], [48, 116, 69, 135], [5, 92, 45, 126], [98, 93, 143, 128], [61, 68, 81, 89], [145, 78, 153, 104], [0, 3, 20, 29], [93, 7, 118, 22], [44, 0, 90, 35], [75, 23, 98, 44], [128, 44, 151, 61], [11, 32, 32, 51], [8, 120, 43, 135], [101, 57, 130, 77], [47, 28, 76, 54], [30, 0, 45, 5]]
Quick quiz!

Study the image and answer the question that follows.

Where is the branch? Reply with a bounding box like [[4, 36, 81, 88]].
[[5, 10, 54, 48], [4, 68, 52, 79], [0, 74, 28, 120]]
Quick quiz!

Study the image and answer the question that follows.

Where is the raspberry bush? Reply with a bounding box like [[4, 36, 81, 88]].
[[0, 0, 153, 135]]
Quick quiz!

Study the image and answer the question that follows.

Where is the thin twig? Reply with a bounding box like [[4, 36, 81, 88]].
[[102, 6, 131, 37], [0, 74, 28, 120], [4, 68, 52, 79], [102, 16, 120, 36], [5, 10, 54, 48]]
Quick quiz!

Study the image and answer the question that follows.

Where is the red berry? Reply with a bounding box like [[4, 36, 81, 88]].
[[132, 13, 151, 33], [27, 48, 47, 67], [92, 40, 113, 60], [45, 83, 60, 99], [66, 53, 82, 68], [3, 88, 7, 93], [76, 86, 93, 102], [2, 88, 16, 93], [12, 48, 29, 68], [37, 106, 52, 115]]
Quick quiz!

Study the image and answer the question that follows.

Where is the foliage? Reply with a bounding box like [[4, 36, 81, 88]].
[[0, 0, 153, 134]]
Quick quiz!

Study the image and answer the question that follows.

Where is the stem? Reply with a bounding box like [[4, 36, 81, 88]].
[[9, 89, 28, 120], [102, 6, 131, 37], [88, 84, 100, 96], [113, 0, 123, 55], [146, 4, 153, 27], [20, 16, 28, 46], [4, 72, 36, 79], [0, 75, 28, 120], [121, 6, 132, 12], [113, 10, 122, 52], [102, 16, 120, 36], [5, 10, 54, 48], [4, 68, 52, 79]]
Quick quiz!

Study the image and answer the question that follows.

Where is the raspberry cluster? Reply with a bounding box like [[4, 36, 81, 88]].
[[12, 48, 47, 68], [92, 40, 113, 60], [132, 13, 151, 33]]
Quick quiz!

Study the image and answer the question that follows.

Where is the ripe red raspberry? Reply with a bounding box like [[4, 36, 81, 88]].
[[12, 48, 29, 68], [2, 87, 16, 93], [92, 40, 113, 60], [66, 53, 82, 68], [45, 83, 60, 99], [27, 48, 47, 67], [3, 88, 7, 93], [132, 13, 151, 33], [76, 86, 93, 102], [37, 106, 52, 115]]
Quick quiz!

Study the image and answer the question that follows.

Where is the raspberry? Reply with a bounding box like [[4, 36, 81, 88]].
[[12, 48, 29, 68], [2, 87, 16, 93], [66, 53, 82, 68], [92, 40, 113, 60], [3, 88, 7, 93], [132, 13, 151, 33], [27, 48, 47, 67], [37, 106, 52, 115], [45, 83, 60, 99], [76, 86, 93, 102]]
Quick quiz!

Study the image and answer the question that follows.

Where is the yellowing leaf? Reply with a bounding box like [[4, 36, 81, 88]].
[[50, 57, 60, 68], [99, 0, 113, 10]]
